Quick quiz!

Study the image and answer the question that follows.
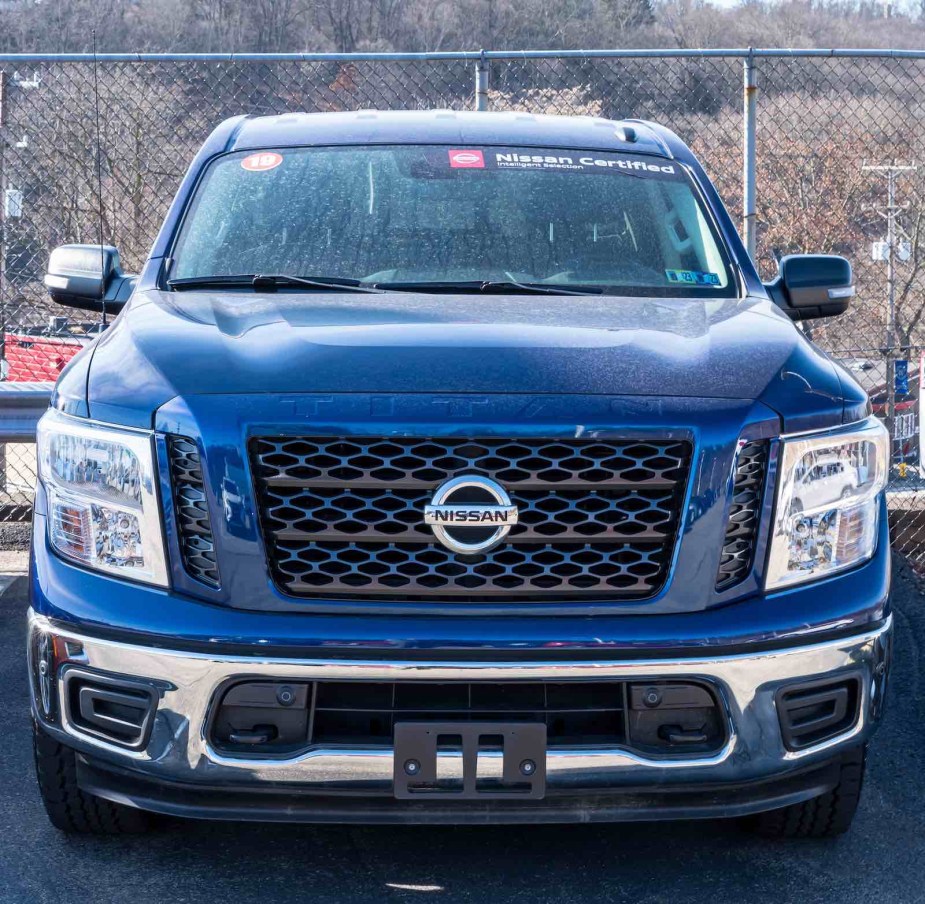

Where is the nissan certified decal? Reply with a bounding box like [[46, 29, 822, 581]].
[[445, 147, 679, 177]]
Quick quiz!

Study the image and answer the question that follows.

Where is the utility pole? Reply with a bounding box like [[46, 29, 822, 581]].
[[862, 162, 916, 467], [743, 50, 758, 261], [0, 71, 6, 379]]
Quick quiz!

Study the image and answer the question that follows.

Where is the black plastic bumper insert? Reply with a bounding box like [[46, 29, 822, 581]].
[[777, 674, 861, 751], [62, 668, 158, 750]]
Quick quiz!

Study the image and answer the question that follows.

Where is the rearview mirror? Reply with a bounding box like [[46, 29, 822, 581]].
[[765, 254, 854, 321], [44, 244, 135, 314]]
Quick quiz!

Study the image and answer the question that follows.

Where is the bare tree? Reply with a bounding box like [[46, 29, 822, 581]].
[[192, 0, 249, 51]]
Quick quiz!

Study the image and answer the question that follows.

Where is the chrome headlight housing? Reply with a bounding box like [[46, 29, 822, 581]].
[[36, 409, 168, 587], [766, 417, 889, 590]]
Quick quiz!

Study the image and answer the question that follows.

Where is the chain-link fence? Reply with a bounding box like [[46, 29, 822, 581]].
[[1, 49, 924, 566]]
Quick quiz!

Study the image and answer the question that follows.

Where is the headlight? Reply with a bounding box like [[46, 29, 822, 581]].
[[36, 409, 168, 587], [766, 417, 888, 590]]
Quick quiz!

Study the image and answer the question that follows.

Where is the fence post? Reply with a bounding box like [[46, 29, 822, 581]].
[[474, 51, 489, 111], [742, 49, 758, 261]]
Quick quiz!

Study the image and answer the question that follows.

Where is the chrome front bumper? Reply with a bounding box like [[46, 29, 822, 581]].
[[29, 612, 891, 797]]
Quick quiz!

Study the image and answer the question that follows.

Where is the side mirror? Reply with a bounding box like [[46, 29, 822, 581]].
[[44, 244, 135, 314], [765, 254, 854, 321]]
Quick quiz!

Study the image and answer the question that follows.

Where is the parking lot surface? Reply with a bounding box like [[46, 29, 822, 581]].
[[2, 562, 923, 904]]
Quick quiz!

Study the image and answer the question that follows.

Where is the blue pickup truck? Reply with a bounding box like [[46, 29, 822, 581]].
[[29, 111, 892, 837]]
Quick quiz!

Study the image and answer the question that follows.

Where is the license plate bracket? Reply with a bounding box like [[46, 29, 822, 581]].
[[393, 722, 546, 800]]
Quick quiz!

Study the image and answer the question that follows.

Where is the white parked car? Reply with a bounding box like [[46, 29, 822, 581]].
[[792, 458, 859, 513]]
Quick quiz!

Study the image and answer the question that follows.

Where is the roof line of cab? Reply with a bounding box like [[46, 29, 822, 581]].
[[195, 110, 695, 164]]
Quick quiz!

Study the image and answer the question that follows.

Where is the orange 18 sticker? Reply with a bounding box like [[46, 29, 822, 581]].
[[241, 152, 283, 172]]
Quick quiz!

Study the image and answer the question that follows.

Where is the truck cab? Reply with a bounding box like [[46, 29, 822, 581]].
[[28, 111, 891, 837]]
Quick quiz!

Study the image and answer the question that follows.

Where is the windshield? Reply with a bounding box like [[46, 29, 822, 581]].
[[170, 144, 737, 297]]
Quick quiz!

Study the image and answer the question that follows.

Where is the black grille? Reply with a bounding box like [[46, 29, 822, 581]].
[[715, 440, 768, 591], [313, 680, 628, 748], [168, 436, 220, 588], [250, 436, 691, 601]]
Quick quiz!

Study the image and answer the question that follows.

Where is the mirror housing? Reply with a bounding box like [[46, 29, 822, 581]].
[[765, 254, 854, 321], [44, 244, 135, 314]]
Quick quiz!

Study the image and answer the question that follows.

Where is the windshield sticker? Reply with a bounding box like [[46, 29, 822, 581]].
[[665, 269, 721, 286], [241, 152, 283, 172], [448, 149, 485, 168], [443, 147, 679, 178]]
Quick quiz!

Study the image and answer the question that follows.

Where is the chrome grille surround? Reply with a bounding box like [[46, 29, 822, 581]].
[[250, 436, 692, 601]]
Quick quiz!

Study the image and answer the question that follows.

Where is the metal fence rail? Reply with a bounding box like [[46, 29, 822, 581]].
[[1, 48, 924, 567]]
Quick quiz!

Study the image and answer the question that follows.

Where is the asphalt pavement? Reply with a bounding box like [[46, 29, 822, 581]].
[[1, 561, 923, 904]]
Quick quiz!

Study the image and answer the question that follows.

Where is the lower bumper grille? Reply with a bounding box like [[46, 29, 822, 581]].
[[210, 679, 725, 756], [250, 436, 692, 601]]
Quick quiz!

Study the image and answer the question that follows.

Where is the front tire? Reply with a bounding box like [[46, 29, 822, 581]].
[[746, 746, 866, 839], [32, 720, 151, 835]]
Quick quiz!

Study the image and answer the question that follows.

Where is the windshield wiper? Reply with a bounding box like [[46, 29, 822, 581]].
[[166, 273, 386, 294], [483, 278, 603, 296], [371, 279, 602, 296], [167, 273, 602, 296]]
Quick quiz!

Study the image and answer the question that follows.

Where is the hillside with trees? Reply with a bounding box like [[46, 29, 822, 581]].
[[2, 0, 925, 54]]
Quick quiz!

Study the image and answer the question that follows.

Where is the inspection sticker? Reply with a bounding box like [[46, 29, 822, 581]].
[[665, 269, 721, 286], [241, 152, 283, 172]]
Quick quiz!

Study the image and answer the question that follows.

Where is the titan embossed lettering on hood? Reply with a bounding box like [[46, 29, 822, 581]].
[[74, 289, 863, 430]]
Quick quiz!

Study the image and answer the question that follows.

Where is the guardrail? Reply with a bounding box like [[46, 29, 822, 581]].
[[0, 382, 51, 521], [0, 382, 52, 441]]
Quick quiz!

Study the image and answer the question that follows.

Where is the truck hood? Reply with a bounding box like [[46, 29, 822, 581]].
[[65, 289, 865, 430]]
